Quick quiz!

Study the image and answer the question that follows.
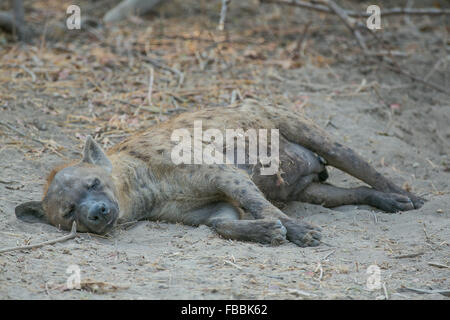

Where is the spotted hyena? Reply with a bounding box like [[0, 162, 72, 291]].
[[16, 99, 423, 247]]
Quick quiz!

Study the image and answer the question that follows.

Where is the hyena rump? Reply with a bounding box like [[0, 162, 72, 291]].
[[16, 99, 423, 247]]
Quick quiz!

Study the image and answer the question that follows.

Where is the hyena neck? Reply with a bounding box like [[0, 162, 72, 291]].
[[109, 154, 158, 223]]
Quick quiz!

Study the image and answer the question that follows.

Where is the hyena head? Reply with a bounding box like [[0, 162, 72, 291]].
[[15, 136, 119, 234]]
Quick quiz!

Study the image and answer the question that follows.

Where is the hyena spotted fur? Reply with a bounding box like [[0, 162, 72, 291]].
[[16, 99, 423, 247]]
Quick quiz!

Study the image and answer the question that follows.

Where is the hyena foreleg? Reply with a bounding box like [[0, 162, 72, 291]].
[[202, 166, 322, 247], [179, 202, 287, 245]]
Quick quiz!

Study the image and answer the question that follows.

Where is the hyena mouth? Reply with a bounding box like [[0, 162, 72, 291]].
[[86, 217, 117, 235]]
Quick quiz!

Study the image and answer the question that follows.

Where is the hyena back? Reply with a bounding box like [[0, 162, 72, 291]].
[[15, 99, 423, 247]]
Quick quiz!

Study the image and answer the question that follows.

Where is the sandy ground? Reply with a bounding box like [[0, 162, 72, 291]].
[[0, 0, 449, 300]]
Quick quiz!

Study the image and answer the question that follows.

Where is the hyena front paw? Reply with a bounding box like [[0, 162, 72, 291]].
[[254, 220, 287, 245], [282, 220, 322, 247]]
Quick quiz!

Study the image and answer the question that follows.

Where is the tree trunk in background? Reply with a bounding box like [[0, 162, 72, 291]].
[[12, 0, 25, 27], [0, 0, 30, 41]]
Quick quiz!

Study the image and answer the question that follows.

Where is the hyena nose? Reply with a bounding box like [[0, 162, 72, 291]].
[[88, 202, 110, 221]]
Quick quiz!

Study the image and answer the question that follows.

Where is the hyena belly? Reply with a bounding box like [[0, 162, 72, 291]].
[[236, 136, 327, 202]]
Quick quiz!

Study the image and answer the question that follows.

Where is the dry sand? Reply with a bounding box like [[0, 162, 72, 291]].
[[0, 0, 448, 300]]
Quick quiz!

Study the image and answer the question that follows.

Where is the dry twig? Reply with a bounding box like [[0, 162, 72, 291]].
[[289, 21, 311, 59], [314, 262, 324, 281], [382, 282, 389, 300], [0, 221, 77, 254], [428, 262, 449, 269], [218, 0, 231, 31], [393, 251, 424, 259], [384, 63, 450, 96], [321, 249, 336, 260], [400, 287, 450, 297], [0, 121, 45, 146], [261, 0, 450, 17], [320, 0, 368, 52], [224, 259, 243, 270], [143, 57, 184, 87]]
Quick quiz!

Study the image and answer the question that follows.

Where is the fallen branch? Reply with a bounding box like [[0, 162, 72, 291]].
[[382, 282, 389, 300], [400, 287, 450, 297], [0, 120, 46, 146], [392, 251, 424, 259], [261, 0, 450, 17], [68, 279, 129, 294], [321, 249, 336, 260], [0, 222, 77, 254], [384, 63, 450, 96], [224, 259, 243, 270], [289, 20, 311, 59], [321, 0, 368, 52], [103, 0, 163, 23], [262, 0, 331, 13], [0, 179, 19, 185], [142, 57, 184, 87], [359, 7, 450, 17], [314, 262, 324, 281], [0, 121, 67, 158], [287, 288, 318, 297], [134, 66, 155, 116], [155, 34, 263, 45], [428, 262, 449, 269]]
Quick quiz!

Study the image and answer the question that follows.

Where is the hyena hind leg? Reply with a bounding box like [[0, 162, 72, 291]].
[[298, 183, 414, 213], [275, 112, 424, 209]]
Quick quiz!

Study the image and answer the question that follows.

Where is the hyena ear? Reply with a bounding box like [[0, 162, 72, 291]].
[[81, 135, 112, 173], [15, 201, 48, 224]]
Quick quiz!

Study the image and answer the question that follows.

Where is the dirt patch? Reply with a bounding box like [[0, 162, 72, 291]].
[[0, 0, 449, 299]]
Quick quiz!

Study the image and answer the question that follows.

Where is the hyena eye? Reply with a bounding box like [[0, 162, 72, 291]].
[[88, 178, 101, 191], [63, 204, 76, 219]]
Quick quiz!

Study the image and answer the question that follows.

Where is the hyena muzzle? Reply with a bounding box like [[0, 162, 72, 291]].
[[15, 99, 424, 247]]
